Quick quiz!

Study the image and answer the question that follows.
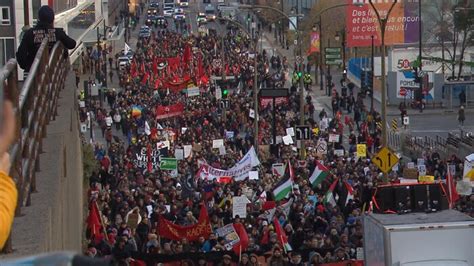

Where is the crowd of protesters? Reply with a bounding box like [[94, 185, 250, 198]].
[[79, 7, 474, 266]]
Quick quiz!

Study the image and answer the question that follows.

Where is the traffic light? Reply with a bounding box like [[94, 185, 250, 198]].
[[367, 70, 374, 89], [247, 14, 251, 22], [222, 88, 228, 98], [297, 71, 303, 78], [361, 71, 367, 88]]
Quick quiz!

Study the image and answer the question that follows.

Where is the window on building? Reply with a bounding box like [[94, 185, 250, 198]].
[[0, 38, 15, 67], [32, 0, 41, 20], [0, 7, 10, 25]]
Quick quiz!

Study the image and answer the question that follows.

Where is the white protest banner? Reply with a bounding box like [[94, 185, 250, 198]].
[[219, 145, 227, 155], [212, 139, 224, 148], [187, 86, 200, 97], [249, 109, 255, 118], [184, 145, 192, 158], [286, 127, 295, 137], [334, 149, 344, 156], [232, 196, 250, 218], [199, 147, 260, 181], [329, 134, 340, 143], [282, 135, 293, 145], [272, 163, 285, 177], [215, 224, 240, 250], [174, 149, 184, 160], [249, 171, 259, 180]]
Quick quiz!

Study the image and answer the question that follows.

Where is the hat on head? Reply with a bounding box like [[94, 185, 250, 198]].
[[38, 5, 55, 24]]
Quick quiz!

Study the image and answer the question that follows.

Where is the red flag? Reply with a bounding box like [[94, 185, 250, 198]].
[[273, 217, 292, 251], [232, 223, 249, 254], [130, 61, 137, 78], [262, 201, 276, 211], [140, 62, 145, 73], [152, 56, 158, 76], [183, 44, 192, 64], [197, 55, 204, 78], [447, 164, 459, 208], [218, 176, 232, 184], [141, 72, 150, 85], [87, 201, 101, 237]]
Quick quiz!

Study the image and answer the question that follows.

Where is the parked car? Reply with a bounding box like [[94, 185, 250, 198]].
[[173, 8, 186, 20], [163, 7, 174, 17], [205, 4, 216, 21], [156, 16, 168, 28], [178, 0, 189, 7], [197, 13, 207, 26]]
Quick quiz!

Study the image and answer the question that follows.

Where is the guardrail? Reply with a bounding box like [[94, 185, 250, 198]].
[[0, 39, 69, 252]]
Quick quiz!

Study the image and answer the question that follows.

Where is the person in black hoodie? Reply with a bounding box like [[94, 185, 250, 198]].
[[16, 5, 76, 72]]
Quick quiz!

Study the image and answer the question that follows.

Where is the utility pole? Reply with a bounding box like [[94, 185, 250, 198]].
[[221, 35, 227, 122], [418, 0, 423, 112], [319, 19, 324, 91], [254, 38, 259, 151]]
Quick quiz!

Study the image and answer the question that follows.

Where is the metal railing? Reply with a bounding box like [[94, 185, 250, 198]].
[[0, 39, 69, 252]]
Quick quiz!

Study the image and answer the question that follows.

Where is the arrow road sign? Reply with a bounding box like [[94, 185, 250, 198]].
[[220, 99, 230, 109], [295, 125, 311, 140], [372, 147, 399, 174]]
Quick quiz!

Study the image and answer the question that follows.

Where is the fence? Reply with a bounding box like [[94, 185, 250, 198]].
[[0, 39, 68, 252]]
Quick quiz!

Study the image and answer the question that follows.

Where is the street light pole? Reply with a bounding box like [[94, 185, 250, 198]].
[[371, 35, 375, 112], [369, 0, 398, 149], [218, 17, 259, 150]]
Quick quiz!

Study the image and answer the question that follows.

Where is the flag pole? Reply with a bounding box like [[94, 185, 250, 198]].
[[95, 201, 109, 241], [239, 244, 242, 262]]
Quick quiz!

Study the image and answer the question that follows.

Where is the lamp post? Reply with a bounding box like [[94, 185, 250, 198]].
[[368, 0, 398, 149], [218, 17, 259, 150]]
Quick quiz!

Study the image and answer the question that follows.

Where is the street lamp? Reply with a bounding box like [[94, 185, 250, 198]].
[[218, 17, 260, 151], [315, 2, 364, 96], [368, 0, 398, 149], [239, 3, 306, 158], [96, 21, 112, 107]]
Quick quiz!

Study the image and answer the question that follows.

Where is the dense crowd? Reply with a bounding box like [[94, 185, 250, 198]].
[[78, 9, 473, 266]]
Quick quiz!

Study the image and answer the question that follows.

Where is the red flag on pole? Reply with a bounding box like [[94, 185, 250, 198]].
[[152, 56, 158, 76], [273, 217, 292, 252], [87, 201, 102, 237], [447, 164, 460, 208], [232, 222, 249, 254]]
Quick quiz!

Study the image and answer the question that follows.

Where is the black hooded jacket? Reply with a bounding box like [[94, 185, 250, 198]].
[[16, 21, 76, 71]]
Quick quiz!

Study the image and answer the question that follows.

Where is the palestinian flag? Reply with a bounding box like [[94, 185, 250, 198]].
[[273, 175, 292, 201], [344, 181, 354, 205], [324, 177, 339, 207], [309, 161, 329, 187]]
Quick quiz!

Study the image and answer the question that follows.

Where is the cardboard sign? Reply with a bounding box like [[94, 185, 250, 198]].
[[174, 149, 184, 160], [184, 145, 192, 158], [419, 175, 434, 183], [232, 196, 249, 218], [219, 145, 226, 155], [334, 149, 344, 156], [403, 167, 418, 179], [317, 139, 328, 154], [249, 171, 259, 180], [225, 131, 234, 139], [213, 139, 224, 148], [282, 135, 293, 145], [417, 164, 426, 176], [286, 127, 295, 137], [215, 224, 240, 250], [249, 109, 255, 118], [356, 144, 366, 158], [329, 134, 340, 143]]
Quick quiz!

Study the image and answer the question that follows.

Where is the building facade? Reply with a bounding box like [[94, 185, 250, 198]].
[[0, 0, 15, 67]]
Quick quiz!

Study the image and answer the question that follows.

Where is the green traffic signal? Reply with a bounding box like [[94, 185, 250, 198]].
[[297, 72, 302, 78], [222, 89, 228, 97]]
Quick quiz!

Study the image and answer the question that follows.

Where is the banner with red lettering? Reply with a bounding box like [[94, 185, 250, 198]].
[[158, 205, 211, 241], [156, 103, 185, 120]]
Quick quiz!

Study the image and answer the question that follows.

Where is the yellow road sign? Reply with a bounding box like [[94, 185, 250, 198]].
[[372, 147, 399, 173]]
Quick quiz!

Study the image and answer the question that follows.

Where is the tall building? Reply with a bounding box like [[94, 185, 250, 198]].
[[0, 0, 15, 67]]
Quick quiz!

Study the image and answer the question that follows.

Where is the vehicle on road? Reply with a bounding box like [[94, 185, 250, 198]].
[[150, 1, 160, 8], [148, 8, 158, 15], [145, 15, 156, 26], [177, 0, 189, 7], [364, 210, 474, 266], [118, 56, 131, 71], [205, 4, 216, 22], [173, 8, 186, 20], [197, 13, 207, 26], [163, 6, 174, 17]]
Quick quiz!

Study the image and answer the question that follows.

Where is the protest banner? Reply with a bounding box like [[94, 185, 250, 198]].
[[160, 158, 178, 171], [158, 205, 211, 241], [133, 146, 169, 171], [156, 103, 185, 120], [356, 144, 366, 158]]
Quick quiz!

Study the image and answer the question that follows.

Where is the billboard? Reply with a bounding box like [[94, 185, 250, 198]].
[[346, 0, 419, 47]]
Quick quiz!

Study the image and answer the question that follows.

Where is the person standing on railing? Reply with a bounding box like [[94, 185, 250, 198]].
[[0, 101, 17, 249], [16, 5, 76, 72]]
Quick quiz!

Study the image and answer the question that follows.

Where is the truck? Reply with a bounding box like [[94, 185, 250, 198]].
[[364, 209, 474, 266]]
